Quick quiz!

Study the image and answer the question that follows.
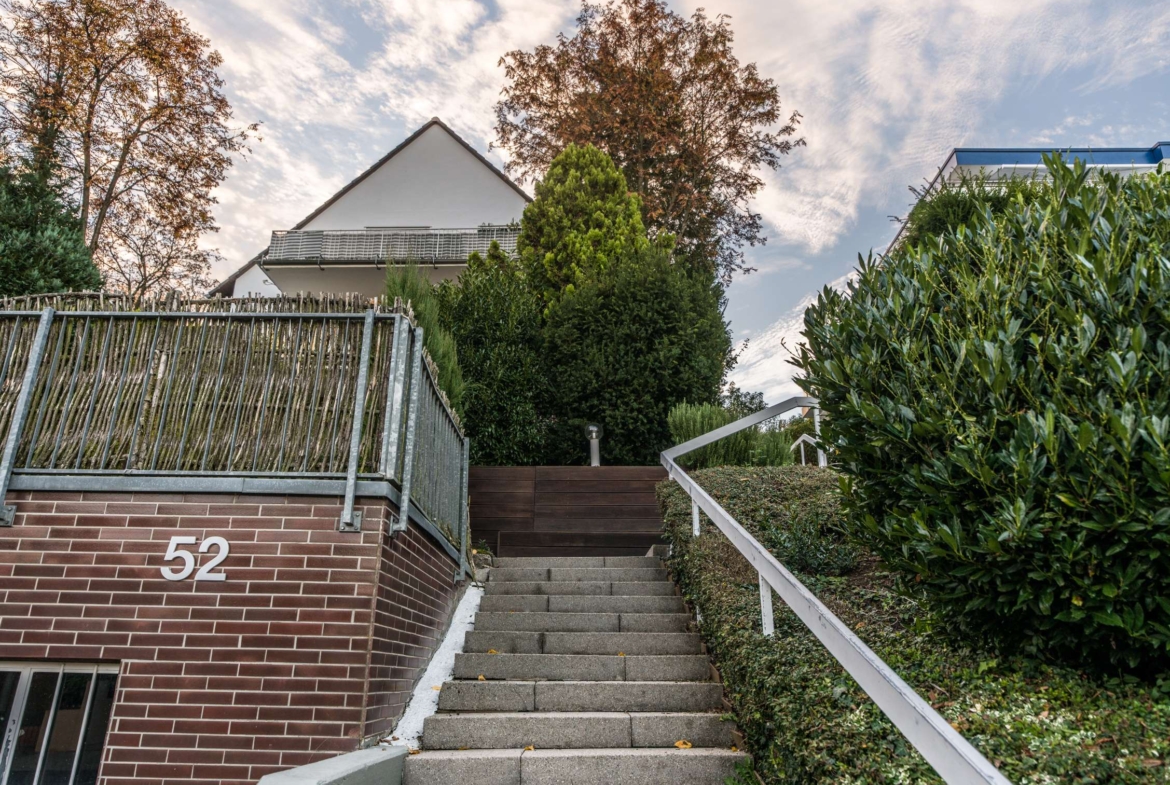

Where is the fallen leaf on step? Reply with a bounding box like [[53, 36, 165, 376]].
[[391, 736, 399, 741], [617, 652, 625, 657], [478, 675, 486, 681], [458, 747, 468, 751], [487, 649, 499, 654], [523, 745, 535, 751], [431, 686, 441, 691], [674, 740, 692, 749], [730, 746, 739, 752], [408, 749, 420, 755]]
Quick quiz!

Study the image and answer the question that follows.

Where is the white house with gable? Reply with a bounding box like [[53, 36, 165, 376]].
[[212, 118, 531, 298]]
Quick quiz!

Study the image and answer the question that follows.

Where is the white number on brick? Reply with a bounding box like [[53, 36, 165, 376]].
[[195, 537, 229, 581], [161, 536, 230, 581]]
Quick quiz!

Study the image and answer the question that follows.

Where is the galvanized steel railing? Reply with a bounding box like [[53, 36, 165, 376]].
[[267, 226, 520, 263], [661, 397, 1012, 785], [0, 304, 469, 572]]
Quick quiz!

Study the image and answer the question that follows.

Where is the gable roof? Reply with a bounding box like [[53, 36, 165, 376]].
[[291, 117, 530, 231], [209, 118, 529, 296]]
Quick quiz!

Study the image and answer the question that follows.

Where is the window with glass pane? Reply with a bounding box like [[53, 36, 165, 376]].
[[0, 666, 117, 785]]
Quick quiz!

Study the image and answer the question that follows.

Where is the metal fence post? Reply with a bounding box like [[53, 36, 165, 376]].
[[1, 308, 55, 526], [759, 572, 775, 637], [691, 500, 700, 537], [338, 310, 376, 532], [394, 327, 425, 535], [457, 436, 470, 580], [380, 314, 409, 479]]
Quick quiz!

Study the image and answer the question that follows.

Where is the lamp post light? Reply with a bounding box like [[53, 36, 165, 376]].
[[585, 423, 603, 467]]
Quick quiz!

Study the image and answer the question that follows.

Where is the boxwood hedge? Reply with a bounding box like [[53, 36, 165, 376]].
[[660, 468, 1170, 784], [797, 157, 1170, 669]]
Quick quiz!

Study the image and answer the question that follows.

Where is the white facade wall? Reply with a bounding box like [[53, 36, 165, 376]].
[[301, 124, 528, 231], [231, 263, 283, 297]]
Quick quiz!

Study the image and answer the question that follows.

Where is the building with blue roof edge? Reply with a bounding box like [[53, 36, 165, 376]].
[[888, 141, 1168, 252]]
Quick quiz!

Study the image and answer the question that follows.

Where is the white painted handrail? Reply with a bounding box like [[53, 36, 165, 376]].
[[661, 396, 1011, 785]]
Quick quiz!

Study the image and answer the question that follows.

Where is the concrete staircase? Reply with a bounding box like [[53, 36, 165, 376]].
[[404, 555, 747, 784]]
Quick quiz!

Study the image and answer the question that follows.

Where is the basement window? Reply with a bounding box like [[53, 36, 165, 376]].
[[0, 663, 119, 785]]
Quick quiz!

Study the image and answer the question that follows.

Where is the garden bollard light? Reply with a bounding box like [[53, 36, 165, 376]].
[[585, 423, 602, 466]]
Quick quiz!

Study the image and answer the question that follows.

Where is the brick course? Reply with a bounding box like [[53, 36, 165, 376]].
[[0, 490, 462, 785]]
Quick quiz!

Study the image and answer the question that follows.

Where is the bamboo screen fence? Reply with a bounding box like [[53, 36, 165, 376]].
[[0, 294, 466, 548]]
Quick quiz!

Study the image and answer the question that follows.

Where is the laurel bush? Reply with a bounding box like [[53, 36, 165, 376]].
[[797, 156, 1170, 669]]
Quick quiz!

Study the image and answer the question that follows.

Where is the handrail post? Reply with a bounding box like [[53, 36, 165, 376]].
[[759, 572, 775, 637], [0, 308, 55, 527], [814, 407, 826, 468], [394, 327, 425, 535], [338, 310, 375, 532], [380, 314, 410, 479], [691, 500, 700, 537], [457, 436, 470, 580]]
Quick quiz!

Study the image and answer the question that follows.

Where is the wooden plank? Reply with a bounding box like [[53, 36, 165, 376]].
[[499, 531, 663, 548], [470, 516, 534, 533], [469, 492, 534, 516], [535, 479, 661, 493], [535, 504, 661, 519], [498, 545, 651, 557], [470, 466, 536, 480], [535, 491, 657, 506], [534, 517, 664, 533], [535, 466, 666, 480], [470, 479, 534, 494]]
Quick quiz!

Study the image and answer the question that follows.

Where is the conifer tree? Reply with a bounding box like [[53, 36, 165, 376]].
[[517, 144, 657, 305]]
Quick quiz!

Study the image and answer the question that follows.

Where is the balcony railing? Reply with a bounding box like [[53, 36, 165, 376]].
[[267, 226, 520, 264]]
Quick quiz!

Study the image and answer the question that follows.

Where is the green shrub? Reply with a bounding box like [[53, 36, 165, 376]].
[[542, 247, 730, 465], [385, 263, 464, 415], [659, 469, 1170, 784], [797, 157, 1170, 669], [437, 243, 549, 465], [896, 171, 1048, 251], [0, 166, 100, 296]]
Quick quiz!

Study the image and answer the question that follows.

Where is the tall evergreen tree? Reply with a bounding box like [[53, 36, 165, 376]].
[[0, 164, 100, 297], [518, 143, 656, 305]]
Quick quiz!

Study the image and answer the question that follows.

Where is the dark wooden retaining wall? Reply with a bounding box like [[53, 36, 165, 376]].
[[468, 466, 667, 557]]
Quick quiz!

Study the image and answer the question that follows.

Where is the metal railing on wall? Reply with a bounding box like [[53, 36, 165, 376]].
[[661, 396, 1012, 785], [0, 300, 469, 576]]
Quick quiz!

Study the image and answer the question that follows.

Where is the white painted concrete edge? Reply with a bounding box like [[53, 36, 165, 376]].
[[383, 576, 485, 750], [256, 746, 407, 785]]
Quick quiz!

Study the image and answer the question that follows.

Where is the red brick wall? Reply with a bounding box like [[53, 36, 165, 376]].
[[0, 490, 461, 785]]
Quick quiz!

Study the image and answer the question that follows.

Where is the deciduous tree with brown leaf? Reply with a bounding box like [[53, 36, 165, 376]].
[[494, 0, 802, 282], [0, 0, 256, 297]]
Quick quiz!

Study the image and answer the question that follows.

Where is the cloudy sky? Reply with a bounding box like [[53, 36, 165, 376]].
[[175, 0, 1170, 402]]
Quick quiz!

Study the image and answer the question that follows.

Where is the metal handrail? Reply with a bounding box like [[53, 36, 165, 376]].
[[661, 396, 1012, 785]]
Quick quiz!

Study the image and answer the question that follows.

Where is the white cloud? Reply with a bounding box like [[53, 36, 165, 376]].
[[729, 271, 857, 403]]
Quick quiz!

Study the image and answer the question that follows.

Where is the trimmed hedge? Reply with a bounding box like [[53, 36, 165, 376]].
[[660, 467, 1170, 784], [797, 158, 1170, 669]]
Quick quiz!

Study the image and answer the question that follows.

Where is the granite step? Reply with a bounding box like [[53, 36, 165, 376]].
[[403, 747, 747, 785]]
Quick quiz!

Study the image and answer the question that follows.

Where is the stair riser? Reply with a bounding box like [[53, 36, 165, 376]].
[[474, 612, 690, 633], [403, 748, 748, 785], [464, 631, 701, 656], [422, 712, 734, 750], [548, 596, 685, 614], [453, 654, 711, 682], [437, 681, 724, 713], [491, 556, 663, 569], [490, 568, 668, 583], [483, 581, 676, 596]]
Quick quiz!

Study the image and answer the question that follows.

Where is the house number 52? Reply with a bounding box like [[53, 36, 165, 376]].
[[161, 536, 230, 581]]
